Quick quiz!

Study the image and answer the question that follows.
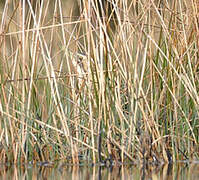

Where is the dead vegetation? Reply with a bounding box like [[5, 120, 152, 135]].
[[0, 0, 199, 166]]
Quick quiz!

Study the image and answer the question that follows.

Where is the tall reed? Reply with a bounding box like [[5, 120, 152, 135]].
[[0, 0, 199, 164]]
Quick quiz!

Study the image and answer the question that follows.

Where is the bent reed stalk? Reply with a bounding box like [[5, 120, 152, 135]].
[[0, 0, 199, 165]]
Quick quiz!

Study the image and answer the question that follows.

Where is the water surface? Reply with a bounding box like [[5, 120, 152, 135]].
[[1, 162, 199, 180]]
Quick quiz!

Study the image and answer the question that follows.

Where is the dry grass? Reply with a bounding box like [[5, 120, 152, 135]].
[[0, 0, 199, 165]]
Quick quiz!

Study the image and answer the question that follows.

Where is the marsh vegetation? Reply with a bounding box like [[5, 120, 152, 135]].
[[0, 0, 199, 166]]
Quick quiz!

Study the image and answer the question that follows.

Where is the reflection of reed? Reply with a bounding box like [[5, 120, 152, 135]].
[[109, 165, 121, 180], [2, 164, 199, 180], [188, 163, 199, 180], [162, 163, 173, 180], [72, 165, 79, 180], [37, 166, 54, 180], [98, 166, 102, 180]]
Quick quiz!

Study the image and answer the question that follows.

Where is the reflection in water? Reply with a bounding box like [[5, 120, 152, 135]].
[[0, 163, 199, 179]]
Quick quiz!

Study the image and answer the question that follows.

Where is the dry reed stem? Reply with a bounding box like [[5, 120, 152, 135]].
[[0, 0, 199, 164]]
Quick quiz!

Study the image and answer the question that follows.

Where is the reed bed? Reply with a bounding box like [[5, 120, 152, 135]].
[[0, 0, 199, 165]]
